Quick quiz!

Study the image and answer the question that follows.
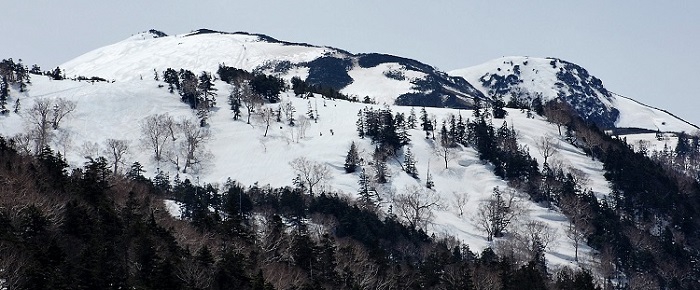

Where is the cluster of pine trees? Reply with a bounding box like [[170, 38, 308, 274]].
[[161, 68, 217, 125], [290, 76, 354, 102], [217, 64, 285, 102], [355, 106, 412, 152], [0, 58, 32, 114]]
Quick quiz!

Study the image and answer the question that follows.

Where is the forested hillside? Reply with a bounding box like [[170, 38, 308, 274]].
[[0, 138, 600, 289]]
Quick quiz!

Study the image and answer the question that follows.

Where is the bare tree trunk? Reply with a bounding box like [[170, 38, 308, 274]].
[[104, 139, 129, 175]]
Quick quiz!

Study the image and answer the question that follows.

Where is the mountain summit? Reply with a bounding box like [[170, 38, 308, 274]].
[[450, 56, 698, 132]]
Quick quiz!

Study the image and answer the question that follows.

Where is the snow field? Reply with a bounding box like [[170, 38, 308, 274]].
[[342, 62, 425, 106]]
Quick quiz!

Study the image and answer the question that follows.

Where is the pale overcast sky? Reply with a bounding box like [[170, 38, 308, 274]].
[[2, 1, 699, 127]]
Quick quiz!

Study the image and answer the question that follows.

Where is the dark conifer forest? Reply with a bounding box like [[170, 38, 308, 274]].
[[0, 136, 603, 289]]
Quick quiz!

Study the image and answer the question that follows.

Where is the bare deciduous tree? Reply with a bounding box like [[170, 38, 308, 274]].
[[566, 166, 590, 192], [636, 139, 651, 155], [53, 130, 72, 157], [50, 97, 77, 129], [258, 107, 275, 137], [628, 272, 659, 290], [175, 259, 213, 290], [289, 157, 332, 196], [493, 220, 555, 265], [295, 115, 311, 140], [536, 135, 558, 165], [560, 194, 593, 262], [178, 117, 212, 173], [566, 224, 587, 262], [104, 139, 129, 175], [472, 266, 502, 290], [0, 243, 29, 290], [240, 81, 263, 124], [24, 98, 53, 153], [258, 214, 288, 265], [264, 263, 307, 290], [140, 113, 176, 162], [80, 141, 100, 160], [452, 191, 469, 217], [433, 139, 459, 169], [474, 187, 523, 241], [10, 133, 33, 155], [333, 239, 389, 290], [281, 100, 296, 124], [543, 101, 571, 136], [394, 185, 441, 230]]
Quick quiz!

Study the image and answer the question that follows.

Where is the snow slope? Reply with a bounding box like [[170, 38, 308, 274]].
[[61, 30, 337, 82], [612, 93, 699, 133], [1, 74, 610, 272]]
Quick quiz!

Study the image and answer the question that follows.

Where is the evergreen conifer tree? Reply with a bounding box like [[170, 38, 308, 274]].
[[228, 85, 242, 120], [456, 113, 467, 145], [440, 121, 450, 147], [357, 167, 377, 207], [420, 107, 432, 138], [356, 109, 365, 138], [373, 147, 390, 184], [344, 141, 359, 173], [13, 98, 20, 114], [0, 76, 8, 115], [404, 147, 418, 179], [426, 166, 434, 189], [163, 68, 180, 93], [395, 112, 410, 146], [493, 95, 507, 119], [307, 101, 315, 120], [50, 66, 63, 80], [291, 76, 306, 96], [407, 107, 417, 129]]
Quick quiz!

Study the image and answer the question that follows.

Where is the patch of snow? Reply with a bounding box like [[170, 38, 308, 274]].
[[164, 199, 184, 219], [342, 62, 425, 105]]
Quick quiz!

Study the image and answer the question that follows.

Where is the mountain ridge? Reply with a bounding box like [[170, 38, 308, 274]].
[[60, 29, 697, 133]]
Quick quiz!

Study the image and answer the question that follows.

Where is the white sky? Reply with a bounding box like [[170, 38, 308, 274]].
[[2, 1, 699, 128]]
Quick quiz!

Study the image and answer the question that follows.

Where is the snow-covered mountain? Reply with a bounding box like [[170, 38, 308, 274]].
[[3, 29, 699, 282], [450, 56, 698, 133], [61, 29, 485, 108], [63, 30, 697, 135]]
